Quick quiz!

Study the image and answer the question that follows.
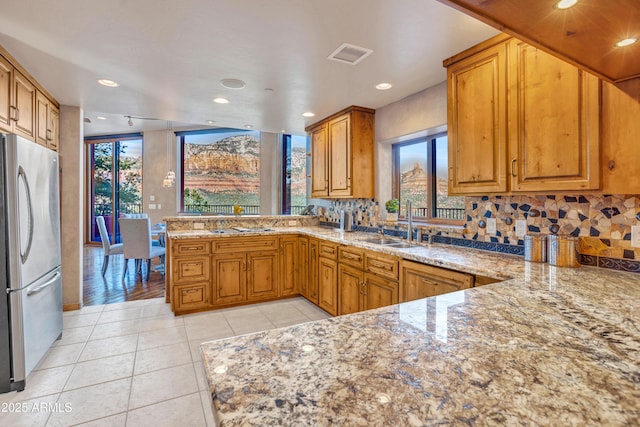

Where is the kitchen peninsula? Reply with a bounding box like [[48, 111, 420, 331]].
[[165, 216, 640, 425], [199, 244, 639, 426]]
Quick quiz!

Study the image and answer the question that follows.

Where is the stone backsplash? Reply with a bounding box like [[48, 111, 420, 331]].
[[324, 195, 640, 273]]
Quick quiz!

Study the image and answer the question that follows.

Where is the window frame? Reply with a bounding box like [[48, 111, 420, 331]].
[[391, 131, 464, 225]]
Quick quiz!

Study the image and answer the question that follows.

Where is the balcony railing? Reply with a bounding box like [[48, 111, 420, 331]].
[[399, 207, 465, 220], [93, 202, 143, 216]]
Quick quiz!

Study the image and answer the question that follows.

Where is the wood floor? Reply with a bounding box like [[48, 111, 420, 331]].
[[83, 245, 166, 306]]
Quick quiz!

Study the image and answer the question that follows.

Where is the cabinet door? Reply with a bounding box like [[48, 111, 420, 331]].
[[298, 237, 309, 299], [602, 79, 640, 193], [310, 124, 329, 197], [363, 273, 398, 311], [247, 250, 278, 301], [318, 257, 338, 316], [328, 114, 351, 196], [0, 56, 12, 133], [447, 42, 508, 194], [48, 104, 59, 151], [212, 253, 246, 305], [279, 238, 298, 297], [338, 264, 363, 315], [13, 70, 35, 140], [400, 261, 473, 302], [36, 91, 50, 147], [308, 239, 319, 304], [508, 40, 600, 191]]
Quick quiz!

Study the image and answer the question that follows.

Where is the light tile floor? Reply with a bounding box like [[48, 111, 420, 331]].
[[0, 297, 331, 427]]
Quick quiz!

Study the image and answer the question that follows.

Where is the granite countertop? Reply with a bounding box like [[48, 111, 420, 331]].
[[198, 227, 640, 426]]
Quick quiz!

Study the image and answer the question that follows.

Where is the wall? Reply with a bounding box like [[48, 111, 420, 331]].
[[59, 106, 84, 310], [141, 129, 178, 226]]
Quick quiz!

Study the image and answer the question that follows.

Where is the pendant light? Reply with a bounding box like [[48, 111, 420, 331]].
[[163, 120, 176, 187]]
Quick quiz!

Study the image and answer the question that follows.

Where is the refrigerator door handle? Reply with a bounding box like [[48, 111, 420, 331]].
[[26, 271, 61, 296], [18, 166, 34, 264]]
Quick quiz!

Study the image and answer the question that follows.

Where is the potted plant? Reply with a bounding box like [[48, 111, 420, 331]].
[[385, 199, 399, 222]]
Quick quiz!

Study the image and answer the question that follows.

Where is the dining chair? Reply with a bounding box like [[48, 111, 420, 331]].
[[96, 216, 124, 276], [119, 217, 166, 282]]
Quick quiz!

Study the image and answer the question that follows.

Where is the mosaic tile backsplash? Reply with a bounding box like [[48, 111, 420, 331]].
[[325, 195, 640, 273]]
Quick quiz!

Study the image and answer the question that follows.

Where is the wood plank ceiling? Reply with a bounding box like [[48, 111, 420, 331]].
[[436, 0, 640, 82]]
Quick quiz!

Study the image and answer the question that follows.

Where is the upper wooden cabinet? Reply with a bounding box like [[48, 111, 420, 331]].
[[508, 39, 600, 192], [36, 91, 60, 150], [310, 125, 329, 197], [445, 35, 601, 195], [0, 47, 59, 148], [601, 79, 640, 194], [306, 106, 375, 199], [447, 37, 508, 194]]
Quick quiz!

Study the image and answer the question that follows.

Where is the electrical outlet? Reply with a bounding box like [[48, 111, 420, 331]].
[[149, 195, 155, 201], [288, 220, 297, 226], [487, 218, 497, 235], [632, 225, 640, 248], [515, 220, 527, 238], [194, 222, 205, 230], [157, 204, 161, 210], [148, 203, 156, 210]]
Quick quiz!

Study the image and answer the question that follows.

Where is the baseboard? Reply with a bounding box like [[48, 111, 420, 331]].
[[63, 303, 82, 312]]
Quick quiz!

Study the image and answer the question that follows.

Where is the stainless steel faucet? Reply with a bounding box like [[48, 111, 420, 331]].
[[406, 200, 413, 244]]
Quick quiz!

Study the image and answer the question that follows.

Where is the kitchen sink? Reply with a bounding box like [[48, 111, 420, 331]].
[[209, 229, 239, 234], [361, 238, 412, 248]]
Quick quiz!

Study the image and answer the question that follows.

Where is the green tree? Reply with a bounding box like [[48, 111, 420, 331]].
[[93, 142, 142, 215], [184, 188, 210, 208]]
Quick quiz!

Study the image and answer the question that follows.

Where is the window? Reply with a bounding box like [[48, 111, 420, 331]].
[[392, 133, 464, 222], [180, 129, 260, 214], [282, 134, 308, 214], [85, 134, 143, 243]]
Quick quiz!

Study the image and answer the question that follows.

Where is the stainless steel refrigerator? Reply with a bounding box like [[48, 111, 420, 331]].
[[0, 133, 62, 393]]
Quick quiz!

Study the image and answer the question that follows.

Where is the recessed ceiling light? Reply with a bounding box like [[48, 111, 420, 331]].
[[98, 79, 119, 87], [555, 0, 578, 9], [281, 129, 287, 133], [220, 78, 246, 89], [206, 120, 215, 125], [96, 116, 107, 120], [615, 37, 638, 47], [245, 125, 253, 129], [213, 97, 229, 104], [302, 112, 315, 117], [376, 82, 393, 90]]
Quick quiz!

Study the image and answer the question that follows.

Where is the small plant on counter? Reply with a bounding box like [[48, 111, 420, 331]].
[[385, 199, 399, 222], [385, 199, 399, 213]]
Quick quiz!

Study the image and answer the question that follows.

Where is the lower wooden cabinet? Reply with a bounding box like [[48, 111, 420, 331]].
[[400, 260, 473, 302], [279, 237, 298, 297], [318, 257, 338, 316], [212, 253, 246, 305], [247, 251, 278, 300], [307, 239, 320, 304], [338, 264, 363, 315], [363, 273, 398, 310], [298, 237, 309, 298], [173, 283, 211, 312]]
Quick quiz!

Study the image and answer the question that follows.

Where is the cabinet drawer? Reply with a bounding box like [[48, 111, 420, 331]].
[[365, 252, 399, 281], [214, 237, 278, 253], [174, 283, 210, 312], [173, 256, 210, 284], [338, 246, 364, 268], [400, 260, 473, 302], [318, 241, 338, 260], [173, 240, 210, 256]]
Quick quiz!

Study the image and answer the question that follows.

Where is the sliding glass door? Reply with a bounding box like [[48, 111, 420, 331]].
[[87, 137, 143, 244]]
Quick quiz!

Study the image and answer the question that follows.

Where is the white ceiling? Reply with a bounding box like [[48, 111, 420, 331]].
[[0, 0, 498, 136]]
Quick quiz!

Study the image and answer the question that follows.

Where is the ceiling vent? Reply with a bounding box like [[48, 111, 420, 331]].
[[327, 43, 373, 65]]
